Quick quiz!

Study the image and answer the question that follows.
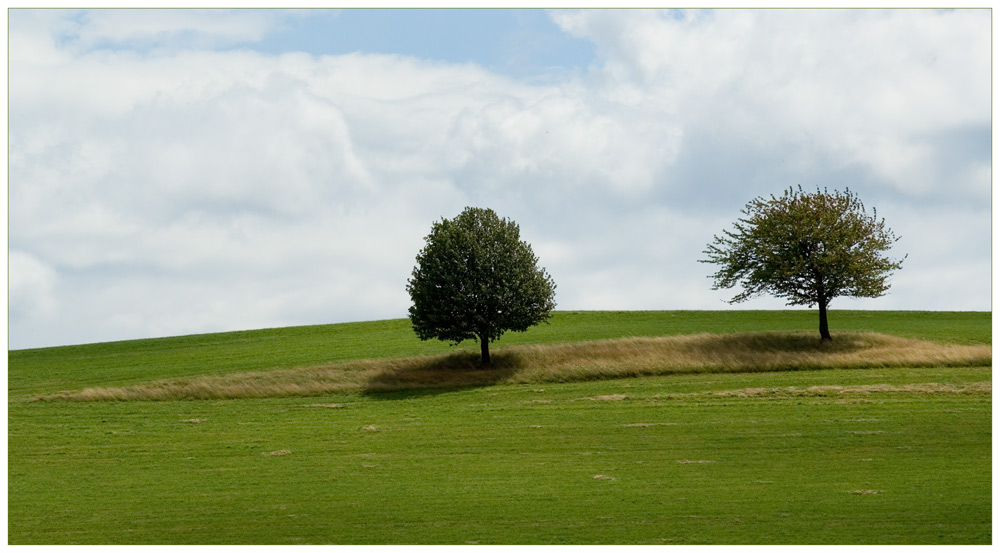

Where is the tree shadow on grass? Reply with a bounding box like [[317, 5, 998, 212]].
[[680, 332, 878, 354], [359, 331, 961, 400], [361, 332, 868, 400], [362, 349, 529, 400]]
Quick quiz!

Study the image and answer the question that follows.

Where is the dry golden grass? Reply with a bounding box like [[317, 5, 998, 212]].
[[38, 331, 991, 402], [711, 382, 991, 398], [263, 450, 292, 456]]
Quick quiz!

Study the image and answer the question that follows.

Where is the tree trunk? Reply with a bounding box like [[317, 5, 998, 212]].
[[479, 336, 492, 367], [815, 274, 833, 342], [818, 300, 832, 341]]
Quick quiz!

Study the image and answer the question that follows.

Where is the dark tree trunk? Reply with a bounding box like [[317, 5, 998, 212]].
[[815, 274, 832, 342], [818, 300, 832, 341], [479, 336, 492, 367]]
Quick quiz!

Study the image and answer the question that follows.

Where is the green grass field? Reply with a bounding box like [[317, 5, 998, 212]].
[[8, 310, 991, 544]]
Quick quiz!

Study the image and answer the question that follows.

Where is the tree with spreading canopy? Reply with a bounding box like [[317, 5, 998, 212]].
[[406, 207, 556, 366], [701, 186, 906, 341]]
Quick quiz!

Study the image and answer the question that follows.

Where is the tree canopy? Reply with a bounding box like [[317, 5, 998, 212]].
[[701, 186, 906, 340], [406, 207, 556, 365]]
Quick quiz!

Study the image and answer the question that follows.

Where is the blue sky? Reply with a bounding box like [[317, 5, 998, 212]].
[[8, 8, 993, 349], [255, 9, 598, 78], [40, 9, 598, 78]]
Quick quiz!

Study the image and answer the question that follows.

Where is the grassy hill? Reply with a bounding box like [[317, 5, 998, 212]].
[[9, 309, 991, 399], [8, 310, 991, 544]]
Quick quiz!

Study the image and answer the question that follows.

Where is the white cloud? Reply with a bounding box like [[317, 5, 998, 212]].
[[8, 9, 991, 349], [8, 251, 58, 321], [51, 9, 289, 53], [554, 8, 991, 199]]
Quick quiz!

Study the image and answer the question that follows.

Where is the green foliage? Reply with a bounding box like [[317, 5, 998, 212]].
[[702, 187, 906, 339], [406, 207, 556, 364]]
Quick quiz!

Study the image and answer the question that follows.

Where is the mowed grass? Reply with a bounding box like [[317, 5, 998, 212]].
[[9, 368, 990, 544], [8, 310, 992, 544]]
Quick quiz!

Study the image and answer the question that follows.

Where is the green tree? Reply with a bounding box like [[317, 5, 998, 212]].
[[407, 207, 556, 366], [701, 186, 906, 341]]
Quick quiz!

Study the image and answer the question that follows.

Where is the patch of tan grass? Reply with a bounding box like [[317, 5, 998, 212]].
[[712, 382, 991, 398], [37, 331, 991, 402], [580, 394, 628, 402]]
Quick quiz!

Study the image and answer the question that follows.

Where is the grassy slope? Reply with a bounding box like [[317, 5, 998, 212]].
[[42, 332, 991, 401], [8, 310, 992, 544], [8, 310, 991, 399]]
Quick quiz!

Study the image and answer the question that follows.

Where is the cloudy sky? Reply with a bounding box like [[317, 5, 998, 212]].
[[8, 8, 992, 349]]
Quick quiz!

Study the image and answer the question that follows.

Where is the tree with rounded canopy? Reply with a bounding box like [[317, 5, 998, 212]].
[[407, 207, 556, 366], [701, 186, 906, 341]]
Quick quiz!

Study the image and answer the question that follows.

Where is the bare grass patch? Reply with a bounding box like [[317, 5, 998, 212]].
[[712, 382, 991, 399], [264, 450, 291, 456], [581, 394, 628, 402]]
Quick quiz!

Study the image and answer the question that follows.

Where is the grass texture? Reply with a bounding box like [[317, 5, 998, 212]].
[[9, 367, 991, 544], [8, 310, 992, 544]]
